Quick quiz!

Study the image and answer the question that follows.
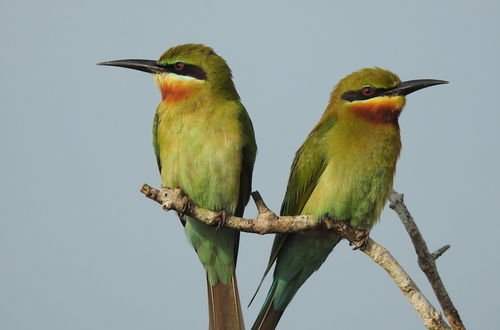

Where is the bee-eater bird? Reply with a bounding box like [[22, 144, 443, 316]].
[[251, 68, 447, 330], [99, 44, 257, 330]]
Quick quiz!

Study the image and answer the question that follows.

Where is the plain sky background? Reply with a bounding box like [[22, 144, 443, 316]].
[[1, 0, 499, 329]]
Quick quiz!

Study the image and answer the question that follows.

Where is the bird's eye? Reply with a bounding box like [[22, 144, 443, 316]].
[[174, 62, 185, 71], [361, 86, 375, 97]]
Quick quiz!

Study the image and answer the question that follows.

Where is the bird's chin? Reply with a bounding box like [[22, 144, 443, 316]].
[[154, 74, 201, 102], [349, 96, 405, 125]]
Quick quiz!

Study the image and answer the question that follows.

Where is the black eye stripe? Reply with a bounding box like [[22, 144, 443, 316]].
[[162, 62, 207, 80], [341, 87, 390, 102]]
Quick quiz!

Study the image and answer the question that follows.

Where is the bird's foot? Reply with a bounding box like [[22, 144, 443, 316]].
[[350, 229, 369, 250], [215, 210, 227, 231], [179, 195, 191, 217]]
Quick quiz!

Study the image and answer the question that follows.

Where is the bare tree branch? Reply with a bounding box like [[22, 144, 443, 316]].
[[141, 184, 460, 330], [141, 184, 337, 234], [360, 238, 450, 330], [389, 191, 465, 330]]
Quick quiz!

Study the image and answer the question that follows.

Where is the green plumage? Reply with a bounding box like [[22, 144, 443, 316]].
[[253, 68, 418, 330], [100, 51, 445, 330], [151, 45, 256, 330], [100, 43, 256, 329], [154, 96, 256, 284]]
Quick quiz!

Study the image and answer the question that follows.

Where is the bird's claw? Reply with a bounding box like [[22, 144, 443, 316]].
[[215, 210, 227, 231], [179, 196, 191, 217], [351, 231, 369, 250]]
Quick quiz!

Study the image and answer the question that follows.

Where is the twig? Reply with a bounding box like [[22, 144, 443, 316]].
[[432, 245, 451, 260], [389, 191, 465, 330], [141, 184, 459, 330]]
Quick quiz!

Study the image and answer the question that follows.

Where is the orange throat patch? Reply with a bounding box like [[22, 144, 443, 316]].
[[350, 96, 405, 125], [154, 74, 201, 103]]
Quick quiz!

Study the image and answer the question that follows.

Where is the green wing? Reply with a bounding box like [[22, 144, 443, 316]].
[[152, 110, 162, 173], [232, 104, 257, 268], [235, 104, 257, 218], [249, 120, 333, 305], [280, 126, 331, 217]]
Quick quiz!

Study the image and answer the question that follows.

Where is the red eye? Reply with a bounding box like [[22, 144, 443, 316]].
[[361, 86, 375, 97], [174, 62, 185, 71]]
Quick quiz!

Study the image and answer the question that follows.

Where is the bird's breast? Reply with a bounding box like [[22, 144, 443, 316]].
[[155, 102, 243, 213], [303, 121, 401, 227]]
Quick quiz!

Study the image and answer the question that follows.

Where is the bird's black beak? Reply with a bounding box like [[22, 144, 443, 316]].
[[98, 59, 167, 74], [385, 79, 448, 96]]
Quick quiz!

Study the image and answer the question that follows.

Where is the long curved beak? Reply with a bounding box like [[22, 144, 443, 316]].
[[385, 79, 449, 96], [97, 59, 167, 74]]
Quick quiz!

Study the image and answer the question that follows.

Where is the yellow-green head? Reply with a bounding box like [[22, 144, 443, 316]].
[[321, 67, 447, 125], [99, 43, 238, 103]]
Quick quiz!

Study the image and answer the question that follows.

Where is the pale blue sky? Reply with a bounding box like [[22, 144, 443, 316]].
[[1, 0, 499, 329]]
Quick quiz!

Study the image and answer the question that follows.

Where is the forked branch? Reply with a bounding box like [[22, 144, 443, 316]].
[[141, 184, 463, 330], [389, 192, 464, 330]]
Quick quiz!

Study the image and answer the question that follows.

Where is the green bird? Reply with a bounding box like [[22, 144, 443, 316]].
[[251, 68, 447, 330], [100, 44, 257, 330]]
